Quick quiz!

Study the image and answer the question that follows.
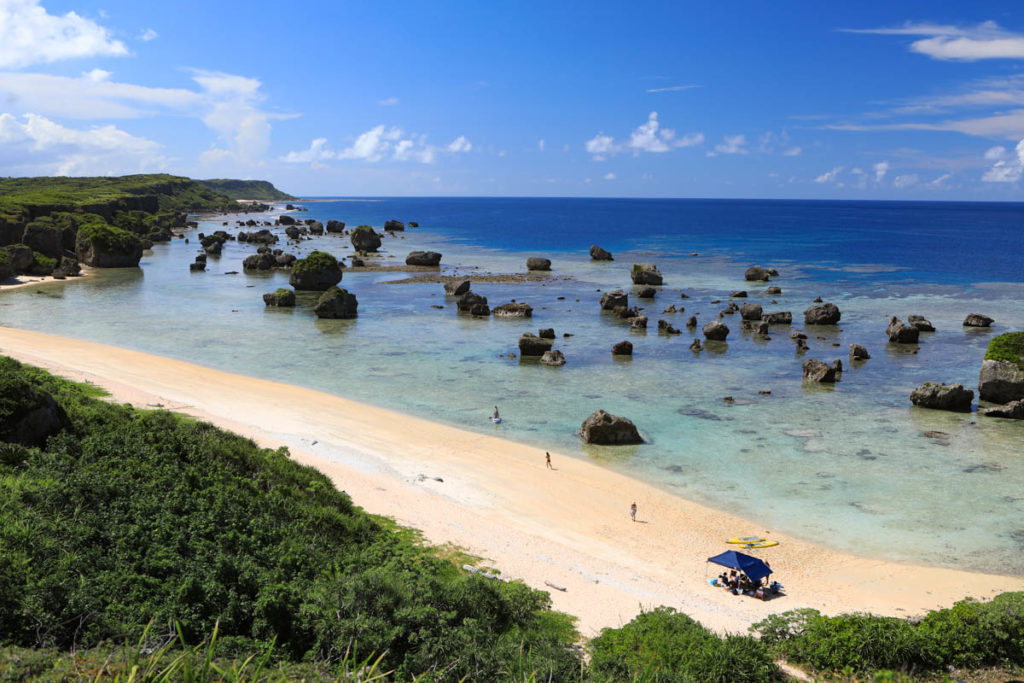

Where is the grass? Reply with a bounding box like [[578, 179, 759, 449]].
[[984, 331, 1024, 370]]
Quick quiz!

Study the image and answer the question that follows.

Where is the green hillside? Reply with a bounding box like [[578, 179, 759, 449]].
[[198, 178, 296, 201]]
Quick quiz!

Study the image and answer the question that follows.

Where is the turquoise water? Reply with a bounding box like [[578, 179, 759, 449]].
[[2, 199, 1022, 574]]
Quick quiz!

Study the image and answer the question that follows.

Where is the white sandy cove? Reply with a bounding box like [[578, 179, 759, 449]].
[[1, 325, 1021, 638]]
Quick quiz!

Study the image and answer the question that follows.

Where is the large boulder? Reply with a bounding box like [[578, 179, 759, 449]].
[[23, 223, 63, 259], [702, 321, 729, 341], [351, 225, 382, 252], [406, 251, 442, 266], [590, 245, 613, 261], [444, 280, 471, 296], [745, 265, 770, 281], [849, 344, 871, 360], [285, 226, 301, 240], [518, 333, 553, 356], [275, 253, 297, 267], [761, 311, 792, 325], [600, 290, 628, 311], [908, 315, 935, 332], [263, 288, 296, 307], [308, 221, 324, 235], [612, 340, 633, 355], [886, 317, 920, 343], [964, 313, 994, 327], [0, 249, 12, 281], [540, 350, 566, 366], [5, 244, 34, 273], [526, 256, 551, 271], [978, 332, 1024, 403], [802, 358, 838, 383], [493, 302, 533, 318], [384, 219, 405, 231], [457, 291, 489, 316], [243, 253, 277, 271], [982, 400, 1024, 419], [326, 219, 346, 233], [278, 214, 296, 226], [289, 250, 343, 290], [75, 223, 143, 267], [804, 303, 841, 325], [636, 286, 657, 299], [313, 286, 358, 319], [631, 263, 663, 285], [580, 409, 642, 445], [910, 383, 974, 412], [53, 256, 80, 279], [739, 303, 763, 321]]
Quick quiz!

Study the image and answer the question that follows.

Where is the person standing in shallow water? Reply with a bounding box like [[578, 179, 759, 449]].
[[630, 502, 637, 522], [493, 406, 500, 420]]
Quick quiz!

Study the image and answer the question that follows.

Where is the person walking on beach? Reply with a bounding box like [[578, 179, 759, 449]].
[[630, 502, 637, 522], [545, 452, 552, 469]]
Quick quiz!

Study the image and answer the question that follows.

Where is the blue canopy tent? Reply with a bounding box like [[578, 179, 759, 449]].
[[707, 550, 773, 582]]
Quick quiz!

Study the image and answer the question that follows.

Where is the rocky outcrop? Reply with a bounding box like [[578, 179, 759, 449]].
[[612, 340, 633, 355], [600, 290, 628, 310], [263, 288, 296, 307], [23, 223, 63, 258], [802, 358, 838, 383], [631, 263, 663, 285], [326, 219, 346, 233], [539, 328, 555, 339], [384, 219, 405, 231], [75, 224, 143, 268], [631, 316, 648, 329], [289, 251, 343, 291], [444, 280, 471, 296], [275, 253, 297, 267], [637, 286, 657, 299], [406, 251, 442, 266], [0, 381, 67, 447], [908, 315, 935, 332], [278, 214, 296, 226], [540, 350, 566, 366], [314, 286, 358, 319], [590, 245, 613, 261], [886, 317, 920, 343], [457, 291, 490, 316], [243, 253, 277, 271], [964, 313, 994, 327], [804, 303, 841, 325], [580, 409, 642, 445], [5, 245, 34, 273], [518, 333, 553, 356], [493, 302, 533, 318], [982, 400, 1024, 419], [739, 303, 763, 321], [849, 344, 871, 360], [702, 321, 729, 341], [744, 265, 770, 281], [308, 221, 324, 235], [408, 221, 419, 228], [910, 383, 974, 412], [761, 311, 792, 325], [285, 226, 301, 240], [766, 286, 782, 295], [351, 225, 382, 252], [526, 257, 551, 271], [979, 359, 1024, 404]]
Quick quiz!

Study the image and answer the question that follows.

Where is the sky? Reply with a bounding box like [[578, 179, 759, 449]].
[[2, 0, 1024, 199]]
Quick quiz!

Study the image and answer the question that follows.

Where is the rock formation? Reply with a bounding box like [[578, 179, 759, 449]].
[[526, 257, 551, 271], [804, 303, 841, 325], [289, 251, 343, 291], [590, 245, 613, 261], [579, 409, 642, 445], [886, 317, 920, 343], [631, 263, 663, 285], [313, 286, 358, 319], [493, 302, 533, 318], [702, 321, 729, 341], [406, 251, 442, 266], [802, 358, 837, 383], [910, 383, 974, 412]]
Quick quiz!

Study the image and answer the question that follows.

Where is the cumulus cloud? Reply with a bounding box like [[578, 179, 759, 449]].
[[710, 134, 748, 156], [0, 112, 164, 175], [814, 166, 844, 183], [982, 138, 1024, 182], [0, 0, 128, 68], [842, 21, 1024, 61], [585, 112, 702, 159], [283, 126, 469, 166], [584, 133, 615, 160], [138, 28, 158, 42], [873, 161, 890, 182], [603, 172, 616, 180], [893, 173, 920, 188], [629, 112, 673, 153], [192, 70, 289, 166]]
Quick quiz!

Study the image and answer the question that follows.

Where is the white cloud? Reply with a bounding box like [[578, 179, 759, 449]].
[[782, 146, 802, 156], [585, 113, 702, 159], [984, 145, 1007, 160], [710, 134, 748, 156], [83, 68, 111, 82], [192, 70, 285, 166], [814, 166, 844, 183], [0, 112, 164, 175], [584, 132, 615, 160], [447, 135, 472, 153], [893, 173, 920, 188], [138, 28, 158, 42], [677, 132, 704, 147], [646, 84, 701, 93], [843, 21, 1024, 61], [538, 138, 545, 151], [827, 109, 1024, 140], [928, 173, 952, 188], [603, 172, 616, 180], [873, 160, 890, 182], [378, 97, 399, 106], [0, 0, 128, 68], [982, 137, 1024, 182], [629, 111, 672, 153]]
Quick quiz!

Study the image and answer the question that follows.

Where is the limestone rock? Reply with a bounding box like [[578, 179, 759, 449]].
[[964, 313, 994, 327], [611, 340, 633, 355], [630, 316, 648, 329], [590, 245, 613, 261], [762, 311, 792, 325], [802, 358, 837, 383], [457, 291, 489, 316], [886, 317, 920, 344], [384, 219, 405, 231], [540, 350, 566, 366], [539, 328, 555, 339], [580, 409, 642, 445], [289, 251, 343, 291], [702, 321, 729, 341], [526, 256, 551, 271], [406, 251, 442, 266], [979, 359, 1024, 404], [982, 400, 1024, 419], [631, 263, 663, 286], [804, 303, 841, 325], [600, 290, 628, 310], [740, 303, 763, 321], [849, 344, 871, 360], [326, 219, 346, 233], [444, 280, 471, 296], [351, 225, 382, 252], [518, 333, 553, 356], [263, 288, 296, 307], [243, 253, 276, 271], [910, 383, 974, 412], [658, 319, 681, 334], [745, 265, 770, 281], [908, 315, 935, 332], [493, 302, 533, 318]]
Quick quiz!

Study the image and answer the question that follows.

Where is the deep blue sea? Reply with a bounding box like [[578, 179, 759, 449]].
[[2, 197, 1022, 574]]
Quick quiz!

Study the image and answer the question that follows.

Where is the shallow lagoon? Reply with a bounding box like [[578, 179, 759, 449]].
[[2, 198, 1022, 574]]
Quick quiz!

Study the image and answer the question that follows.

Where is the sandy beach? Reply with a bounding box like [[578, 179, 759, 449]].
[[1, 325, 1021, 637]]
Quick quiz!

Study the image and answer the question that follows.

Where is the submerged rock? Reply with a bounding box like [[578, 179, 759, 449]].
[[314, 286, 358, 319], [802, 358, 837, 383], [886, 316, 920, 344], [590, 245, 613, 261], [540, 349, 566, 366], [518, 333, 553, 356], [493, 302, 533, 318], [910, 382, 974, 412], [964, 313, 994, 327], [580, 409, 642, 445], [702, 321, 729, 341], [611, 340, 633, 355]]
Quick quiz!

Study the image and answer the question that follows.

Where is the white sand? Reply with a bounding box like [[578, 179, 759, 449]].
[[1, 326, 1020, 637]]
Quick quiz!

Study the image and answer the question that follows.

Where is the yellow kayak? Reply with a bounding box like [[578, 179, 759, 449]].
[[726, 536, 765, 545], [744, 541, 779, 549]]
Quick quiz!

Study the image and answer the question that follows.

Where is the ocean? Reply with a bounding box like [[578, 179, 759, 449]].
[[2, 197, 1022, 573]]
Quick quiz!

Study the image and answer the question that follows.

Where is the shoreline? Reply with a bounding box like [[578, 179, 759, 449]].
[[1, 325, 1021, 637]]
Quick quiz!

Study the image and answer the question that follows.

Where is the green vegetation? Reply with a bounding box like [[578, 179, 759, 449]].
[[27, 251, 56, 275], [291, 249, 340, 275], [198, 179, 296, 201], [985, 331, 1024, 370], [76, 221, 142, 255], [0, 248, 11, 279], [589, 607, 780, 682]]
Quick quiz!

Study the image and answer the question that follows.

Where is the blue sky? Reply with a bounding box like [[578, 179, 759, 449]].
[[2, 0, 1024, 199]]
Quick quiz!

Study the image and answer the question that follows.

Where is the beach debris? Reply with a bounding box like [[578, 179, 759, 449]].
[[544, 580, 567, 592], [540, 349, 566, 366], [462, 565, 508, 582], [804, 302, 841, 325], [406, 251, 442, 267], [518, 332, 553, 356], [599, 289, 628, 310], [886, 316, 920, 344], [702, 320, 729, 341], [802, 358, 838, 383], [631, 263, 663, 286], [590, 245, 613, 261], [744, 265, 771, 281], [526, 256, 552, 271], [910, 382, 974, 412], [580, 409, 643, 445], [612, 340, 633, 355]]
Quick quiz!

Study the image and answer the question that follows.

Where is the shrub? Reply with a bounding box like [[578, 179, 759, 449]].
[[75, 221, 142, 254], [291, 250, 339, 276], [985, 331, 1024, 370], [28, 251, 56, 275]]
